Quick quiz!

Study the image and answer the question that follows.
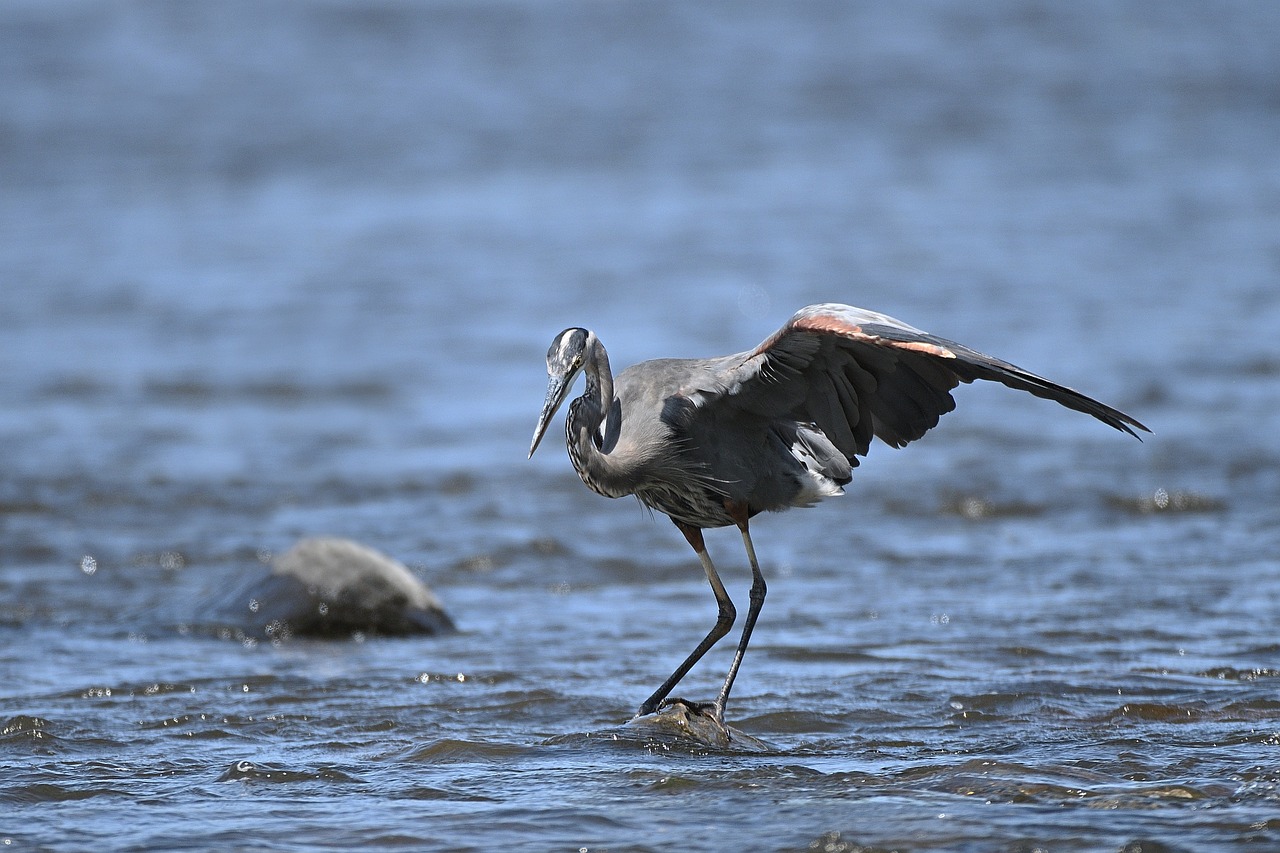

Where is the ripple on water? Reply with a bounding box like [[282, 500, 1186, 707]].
[[944, 692, 1060, 724], [217, 760, 364, 784], [2, 782, 131, 804], [1198, 666, 1280, 682], [0, 715, 131, 756], [400, 738, 539, 764], [898, 758, 1228, 810], [737, 708, 855, 736], [1, 715, 53, 741], [1106, 488, 1227, 515], [1104, 699, 1280, 724], [1233, 768, 1280, 803], [938, 494, 1046, 520], [142, 377, 394, 406]]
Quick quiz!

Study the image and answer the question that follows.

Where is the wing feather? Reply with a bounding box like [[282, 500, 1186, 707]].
[[805, 370, 859, 455], [688, 303, 1147, 466]]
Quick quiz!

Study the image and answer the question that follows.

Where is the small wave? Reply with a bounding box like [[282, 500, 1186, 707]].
[[1104, 699, 1280, 724], [0, 715, 60, 752], [994, 645, 1061, 659], [767, 645, 887, 664], [1107, 488, 1225, 515], [2, 782, 129, 804], [121, 681, 199, 698], [400, 785, 497, 802], [939, 494, 1044, 520], [400, 738, 538, 764], [0, 499, 52, 515], [144, 377, 394, 406], [903, 758, 1218, 809], [1233, 768, 1280, 802], [1106, 702, 1208, 723], [1198, 666, 1280, 682], [1, 715, 52, 738], [736, 709, 851, 735], [36, 375, 114, 401], [944, 692, 1051, 723], [216, 760, 363, 783]]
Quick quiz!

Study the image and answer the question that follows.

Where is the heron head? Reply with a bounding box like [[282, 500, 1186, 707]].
[[529, 327, 592, 457]]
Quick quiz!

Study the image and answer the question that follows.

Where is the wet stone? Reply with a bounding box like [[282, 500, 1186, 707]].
[[625, 698, 771, 752], [207, 537, 455, 639]]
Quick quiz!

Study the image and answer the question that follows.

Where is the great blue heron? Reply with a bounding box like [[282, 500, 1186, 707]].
[[529, 303, 1147, 727]]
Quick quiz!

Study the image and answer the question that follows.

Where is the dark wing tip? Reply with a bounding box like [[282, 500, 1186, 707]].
[[1110, 411, 1152, 440], [935, 338, 1152, 441]]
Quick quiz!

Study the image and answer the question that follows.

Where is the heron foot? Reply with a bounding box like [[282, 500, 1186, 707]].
[[658, 697, 720, 720], [635, 696, 719, 721]]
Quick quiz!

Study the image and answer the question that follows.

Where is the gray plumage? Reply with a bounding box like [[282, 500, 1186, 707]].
[[529, 303, 1147, 728]]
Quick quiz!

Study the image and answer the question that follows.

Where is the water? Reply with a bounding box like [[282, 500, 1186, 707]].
[[3, 1, 1280, 849]]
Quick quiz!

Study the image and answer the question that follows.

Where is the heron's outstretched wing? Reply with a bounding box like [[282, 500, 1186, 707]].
[[692, 303, 1148, 462]]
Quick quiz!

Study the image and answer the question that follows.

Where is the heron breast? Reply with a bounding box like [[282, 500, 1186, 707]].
[[635, 484, 734, 529]]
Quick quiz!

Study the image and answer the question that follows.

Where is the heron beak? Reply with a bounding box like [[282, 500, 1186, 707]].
[[529, 372, 571, 458]]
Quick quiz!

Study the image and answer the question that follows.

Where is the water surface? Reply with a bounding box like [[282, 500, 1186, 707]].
[[3, 1, 1280, 850]]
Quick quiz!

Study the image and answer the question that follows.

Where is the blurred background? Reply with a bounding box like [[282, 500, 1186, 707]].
[[2, 0, 1276, 567], [2, 1, 1279, 849]]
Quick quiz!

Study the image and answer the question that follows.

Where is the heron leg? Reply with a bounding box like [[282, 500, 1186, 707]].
[[712, 502, 767, 722], [636, 520, 736, 717]]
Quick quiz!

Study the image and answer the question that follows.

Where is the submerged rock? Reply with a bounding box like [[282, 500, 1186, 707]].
[[212, 537, 455, 639], [625, 698, 771, 752]]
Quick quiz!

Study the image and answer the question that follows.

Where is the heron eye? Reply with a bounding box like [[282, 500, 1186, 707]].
[[572, 356, 583, 369]]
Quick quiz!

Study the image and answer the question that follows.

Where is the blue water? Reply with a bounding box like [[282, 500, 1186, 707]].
[[3, 1, 1280, 850]]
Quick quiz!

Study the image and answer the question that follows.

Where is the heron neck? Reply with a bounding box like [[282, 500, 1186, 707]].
[[583, 337, 613, 426], [567, 339, 632, 498], [568, 412, 633, 498]]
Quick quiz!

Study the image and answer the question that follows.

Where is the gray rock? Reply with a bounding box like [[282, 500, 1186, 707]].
[[214, 537, 455, 639]]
